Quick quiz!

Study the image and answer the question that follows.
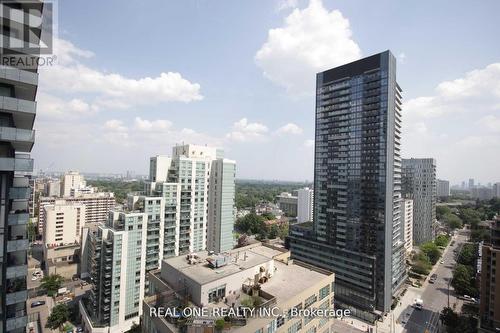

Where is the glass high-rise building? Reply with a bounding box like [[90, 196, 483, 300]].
[[289, 50, 406, 322], [0, 2, 43, 332]]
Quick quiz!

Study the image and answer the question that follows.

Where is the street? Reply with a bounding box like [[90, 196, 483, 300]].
[[402, 230, 468, 333]]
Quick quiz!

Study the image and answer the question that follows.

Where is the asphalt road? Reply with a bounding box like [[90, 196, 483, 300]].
[[403, 230, 469, 333]]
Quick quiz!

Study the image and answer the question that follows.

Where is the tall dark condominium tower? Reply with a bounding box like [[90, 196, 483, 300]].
[[401, 158, 437, 245], [288, 51, 406, 322], [0, 2, 43, 332]]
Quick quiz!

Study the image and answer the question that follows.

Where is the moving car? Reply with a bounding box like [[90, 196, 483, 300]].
[[429, 273, 437, 284], [413, 298, 423, 310]]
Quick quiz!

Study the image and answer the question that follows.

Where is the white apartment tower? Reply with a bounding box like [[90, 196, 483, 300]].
[[297, 187, 314, 223], [60, 171, 86, 197], [402, 199, 414, 254], [437, 179, 450, 197], [43, 200, 86, 247], [147, 144, 236, 257], [207, 158, 236, 253]]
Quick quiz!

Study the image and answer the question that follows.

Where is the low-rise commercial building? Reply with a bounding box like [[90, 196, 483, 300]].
[[143, 243, 336, 333]]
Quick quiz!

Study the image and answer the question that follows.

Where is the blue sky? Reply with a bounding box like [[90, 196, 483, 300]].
[[33, 0, 500, 184]]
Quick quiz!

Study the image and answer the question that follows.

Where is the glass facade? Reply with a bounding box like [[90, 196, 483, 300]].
[[290, 51, 406, 321]]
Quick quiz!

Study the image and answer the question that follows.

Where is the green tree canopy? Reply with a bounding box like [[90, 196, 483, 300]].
[[457, 244, 477, 266], [40, 274, 64, 297], [452, 264, 478, 297], [46, 304, 70, 330], [420, 242, 441, 265], [434, 235, 450, 247], [442, 213, 463, 230], [436, 206, 452, 220]]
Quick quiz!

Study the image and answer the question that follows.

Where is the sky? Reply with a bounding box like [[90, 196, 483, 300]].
[[32, 0, 500, 184]]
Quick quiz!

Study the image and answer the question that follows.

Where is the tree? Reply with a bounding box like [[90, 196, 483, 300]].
[[46, 304, 70, 330], [268, 224, 279, 239], [278, 223, 289, 240], [128, 323, 141, 333], [215, 319, 225, 332], [261, 212, 276, 221], [442, 213, 463, 230], [452, 264, 477, 296], [434, 235, 450, 247], [459, 208, 481, 229], [40, 274, 64, 297], [436, 206, 452, 221], [420, 242, 441, 264], [440, 307, 477, 333], [457, 244, 476, 266]]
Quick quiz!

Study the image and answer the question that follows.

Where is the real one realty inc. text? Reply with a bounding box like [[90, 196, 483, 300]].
[[149, 306, 351, 319]]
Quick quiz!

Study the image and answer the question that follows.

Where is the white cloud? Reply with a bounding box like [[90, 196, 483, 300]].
[[277, 0, 298, 12], [133, 117, 172, 131], [275, 123, 303, 135], [255, 0, 361, 94], [37, 92, 99, 119], [402, 62, 500, 183], [226, 118, 269, 142], [39, 38, 203, 111], [405, 63, 500, 120], [104, 119, 128, 132], [478, 115, 500, 132]]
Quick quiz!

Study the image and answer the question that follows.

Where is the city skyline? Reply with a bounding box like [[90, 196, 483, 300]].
[[31, 0, 500, 184]]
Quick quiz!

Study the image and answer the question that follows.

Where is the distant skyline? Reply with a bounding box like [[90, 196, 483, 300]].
[[32, 0, 500, 184]]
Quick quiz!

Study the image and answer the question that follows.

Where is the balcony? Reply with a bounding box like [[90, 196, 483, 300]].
[[0, 156, 33, 172], [6, 315, 28, 332], [9, 186, 31, 200], [0, 126, 35, 152], [0, 65, 38, 86], [6, 290, 27, 305], [6, 265, 27, 279], [7, 239, 28, 252], [0, 96, 36, 129], [8, 212, 29, 225]]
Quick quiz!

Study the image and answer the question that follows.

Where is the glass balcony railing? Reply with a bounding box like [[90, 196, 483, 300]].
[[0, 96, 36, 114], [0, 65, 38, 86], [0, 126, 35, 142], [9, 187, 31, 200], [7, 239, 28, 252], [0, 156, 34, 172], [8, 212, 29, 225]]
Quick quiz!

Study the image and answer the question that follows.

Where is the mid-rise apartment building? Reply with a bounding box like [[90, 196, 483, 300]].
[[80, 196, 164, 333], [493, 183, 500, 198], [207, 158, 236, 253], [437, 179, 450, 198], [480, 217, 500, 331], [289, 51, 406, 322], [146, 144, 236, 257], [60, 170, 86, 197], [297, 187, 313, 223], [0, 2, 43, 331], [43, 200, 85, 246], [143, 243, 335, 333], [402, 158, 437, 245], [38, 192, 115, 233], [42, 200, 86, 278], [276, 192, 298, 217], [402, 199, 414, 254]]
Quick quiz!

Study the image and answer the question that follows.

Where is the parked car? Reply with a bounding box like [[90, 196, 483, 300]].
[[31, 301, 46, 308]]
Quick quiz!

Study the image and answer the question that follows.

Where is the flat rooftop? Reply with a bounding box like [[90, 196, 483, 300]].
[[261, 260, 331, 305], [162, 244, 284, 285]]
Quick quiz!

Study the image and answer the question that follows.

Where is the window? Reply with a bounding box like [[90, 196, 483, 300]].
[[319, 285, 330, 300], [304, 294, 317, 308]]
